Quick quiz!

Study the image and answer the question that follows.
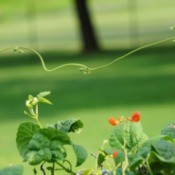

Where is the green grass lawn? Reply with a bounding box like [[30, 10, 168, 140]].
[[0, 48, 175, 173]]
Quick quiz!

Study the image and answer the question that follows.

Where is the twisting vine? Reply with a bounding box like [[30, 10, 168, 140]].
[[0, 26, 175, 74]]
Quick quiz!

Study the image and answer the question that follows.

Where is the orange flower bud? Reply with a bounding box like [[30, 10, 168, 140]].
[[108, 117, 119, 126], [130, 112, 141, 122], [112, 150, 118, 158]]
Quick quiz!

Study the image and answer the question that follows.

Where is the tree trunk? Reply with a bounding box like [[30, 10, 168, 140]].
[[74, 0, 100, 52]]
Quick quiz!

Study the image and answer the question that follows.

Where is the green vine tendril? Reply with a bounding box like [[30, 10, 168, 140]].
[[0, 28, 175, 75]]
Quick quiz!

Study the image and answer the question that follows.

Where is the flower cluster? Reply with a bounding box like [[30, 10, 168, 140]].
[[108, 112, 141, 126], [108, 112, 141, 159]]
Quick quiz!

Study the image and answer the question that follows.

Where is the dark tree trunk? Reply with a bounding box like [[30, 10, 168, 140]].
[[74, 0, 100, 52]]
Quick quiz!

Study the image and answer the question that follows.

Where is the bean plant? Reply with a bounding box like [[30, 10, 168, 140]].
[[14, 93, 175, 175], [16, 91, 87, 175]]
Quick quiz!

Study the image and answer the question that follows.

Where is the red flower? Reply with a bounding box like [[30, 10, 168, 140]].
[[112, 150, 118, 158], [130, 112, 141, 122], [108, 117, 119, 126]]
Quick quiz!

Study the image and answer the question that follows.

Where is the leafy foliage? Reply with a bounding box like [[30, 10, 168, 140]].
[[16, 121, 87, 167], [15, 92, 175, 174], [0, 166, 23, 175], [73, 144, 88, 167], [95, 113, 175, 175], [18, 126, 70, 165], [49, 118, 83, 133], [16, 122, 40, 158], [161, 123, 175, 139], [16, 92, 87, 174], [109, 121, 148, 150]]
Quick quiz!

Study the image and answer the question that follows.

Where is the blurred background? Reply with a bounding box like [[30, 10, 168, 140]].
[[1, 0, 175, 51], [0, 0, 175, 174]]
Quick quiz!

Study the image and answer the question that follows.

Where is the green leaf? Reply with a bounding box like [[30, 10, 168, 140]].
[[38, 148, 52, 162], [70, 119, 83, 133], [141, 135, 163, 148], [97, 152, 106, 167], [109, 121, 148, 150], [133, 136, 164, 162], [138, 133, 149, 146], [50, 140, 67, 160], [73, 144, 88, 166], [25, 151, 43, 165], [51, 119, 83, 133], [161, 123, 175, 139], [109, 122, 126, 149], [16, 122, 40, 158], [31, 132, 50, 148], [113, 122, 125, 145], [51, 149, 66, 160], [125, 121, 148, 149], [0, 166, 23, 175], [128, 154, 143, 169], [25, 128, 70, 165], [148, 150, 175, 174], [37, 91, 52, 104], [50, 140, 62, 150], [129, 122, 148, 147], [109, 133, 123, 150], [40, 127, 71, 145], [38, 97, 52, 105], [138, 138, 174, 174], [37, 91, 51, 97], [137, 146, 151, 159], [151, 139, 175, 163], [28, 140, 41, 151]]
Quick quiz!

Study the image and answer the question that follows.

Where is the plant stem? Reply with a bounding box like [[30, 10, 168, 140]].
[[35, 118, 42, 128], [19, 37, 175, 72], [34, 104, 42, 128], [51, 162, 55, 175], [145, 154, 153, 175], [122, 148, 128, 175], [18, 46, 88, 72], [35, 104, 39, 116], [56, 161, 76, 175], [90, 37, 175, 71], [0, 36, 173, 74], [33, 168, 37, 175], [40, 163, 46, 175], [122, 123, 128, 175]]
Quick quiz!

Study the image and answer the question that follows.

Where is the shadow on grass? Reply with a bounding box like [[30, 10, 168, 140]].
[[0, 74, 175, 120], [0, 47, 175, 120]]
